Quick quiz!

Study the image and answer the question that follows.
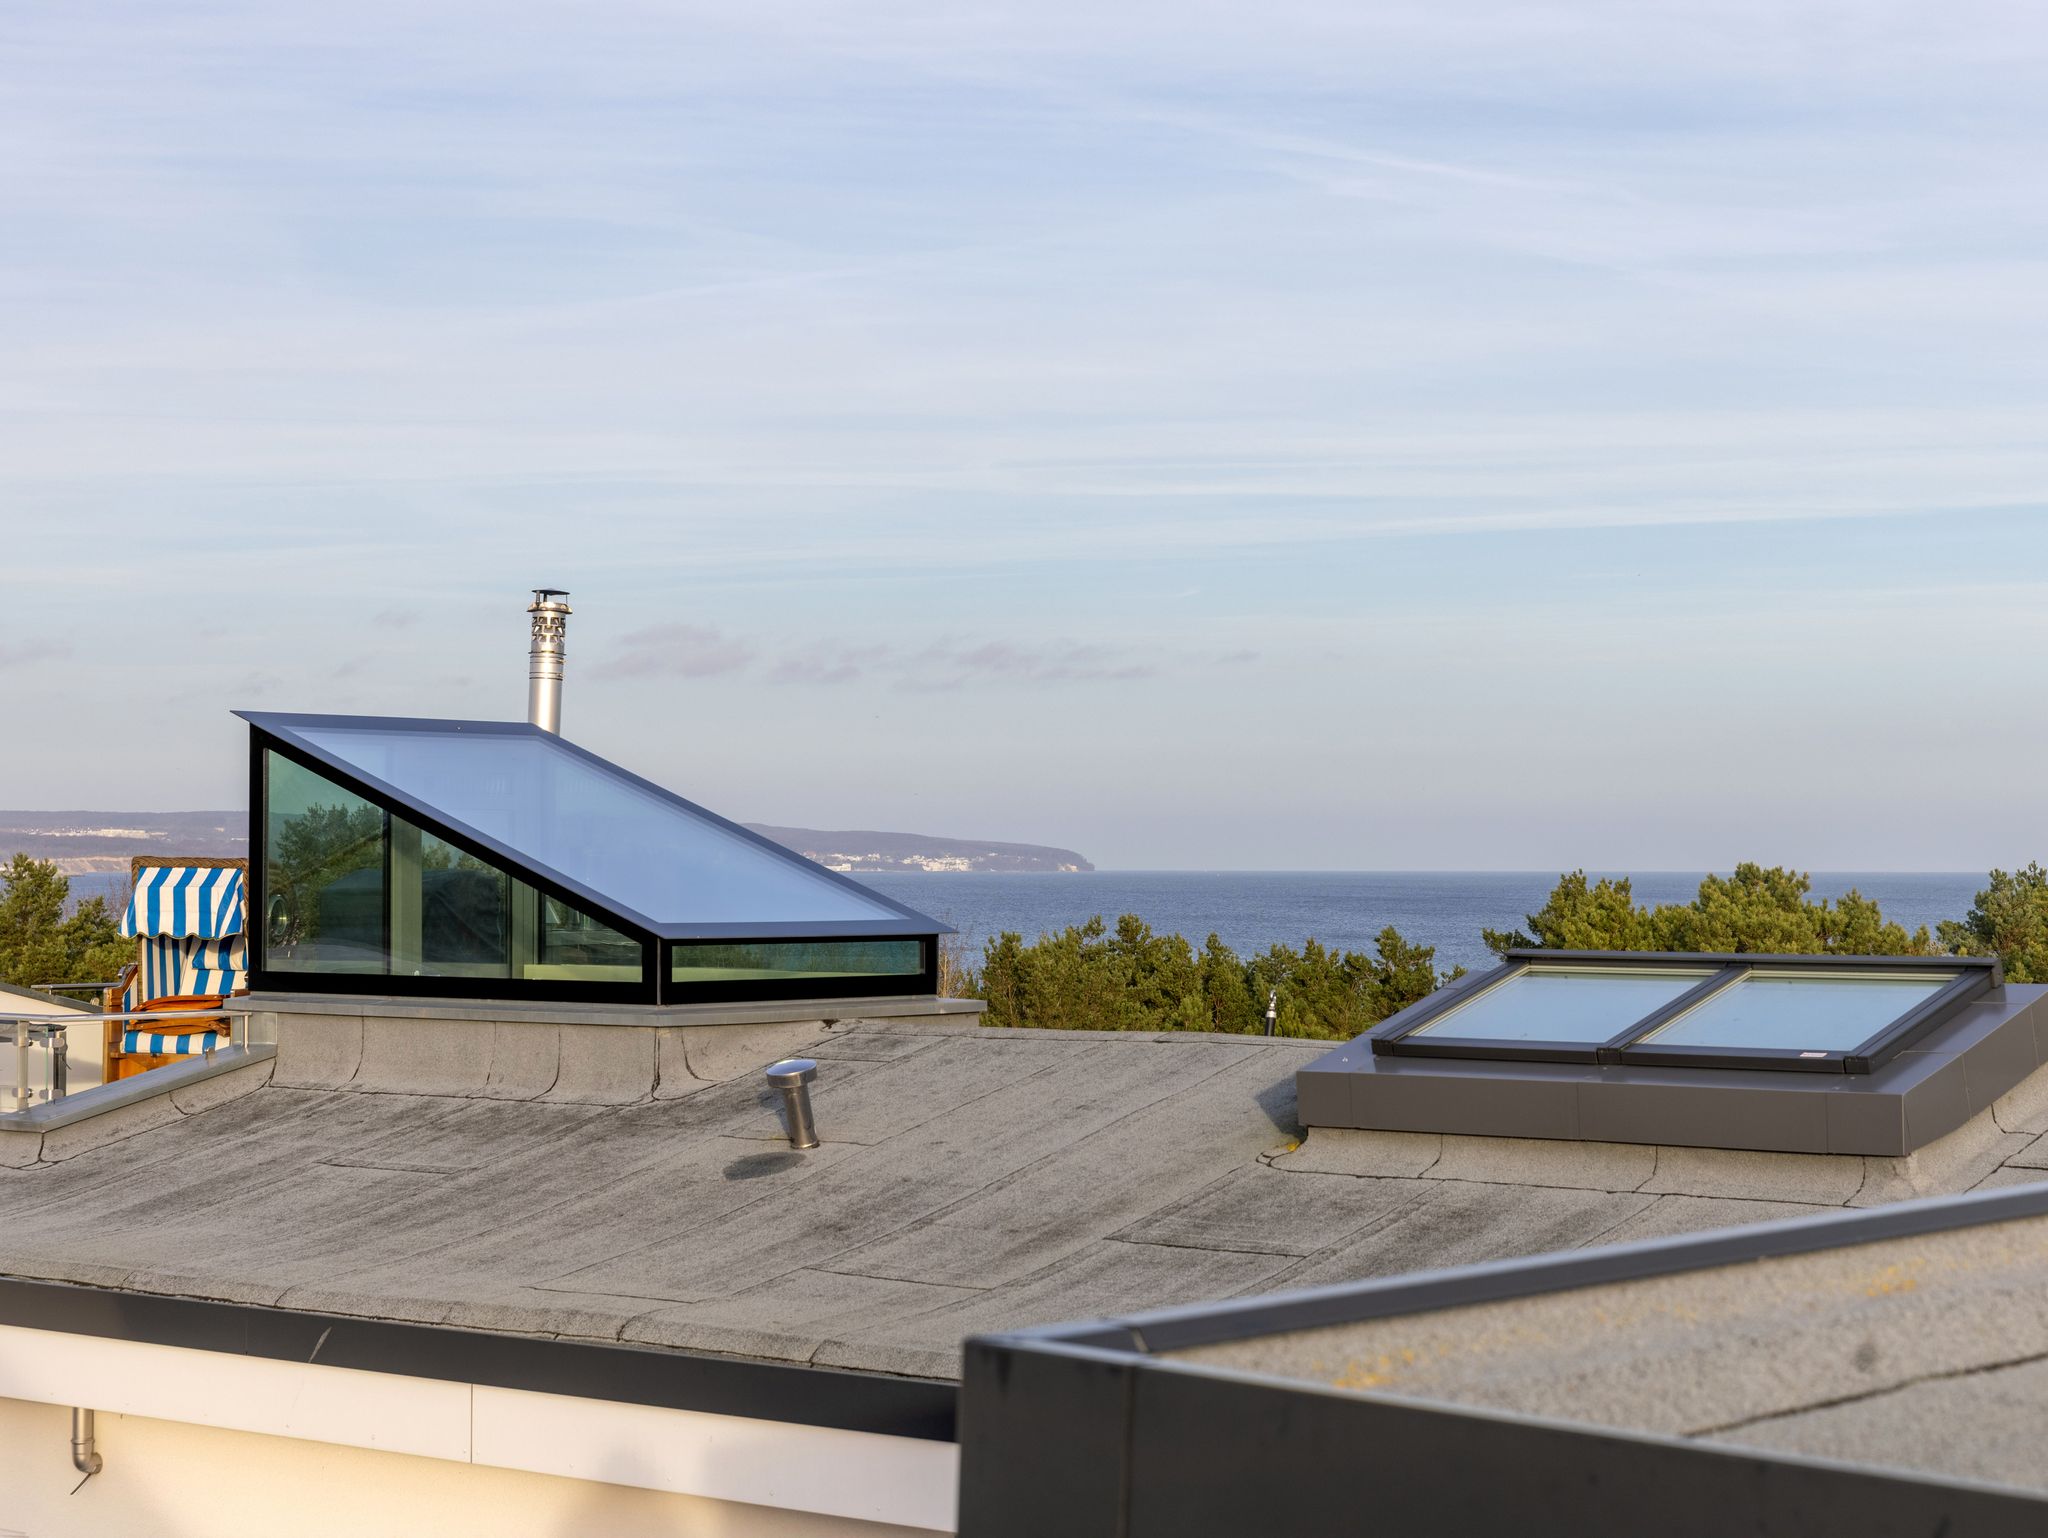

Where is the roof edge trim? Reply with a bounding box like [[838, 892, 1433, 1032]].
[[0, 1273, 957, 1441], [998, 1172, 2048, 1358]]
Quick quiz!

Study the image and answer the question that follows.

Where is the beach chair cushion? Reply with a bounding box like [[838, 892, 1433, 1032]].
[[121, 1029, 223, 1057]]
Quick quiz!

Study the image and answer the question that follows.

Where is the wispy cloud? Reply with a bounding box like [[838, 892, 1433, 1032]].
[[6, 1, 2048, 865], [694, 634, 1161, 690], [767, 643, 895, 686], [605, 623, 757, 679], [917, 640, 1154, 689], [0, 639, 72, 665]]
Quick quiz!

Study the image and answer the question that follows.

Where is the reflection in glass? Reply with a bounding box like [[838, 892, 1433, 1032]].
[[671, 939, 925, 985], [1412, 967, 1714, 1044], [1635, 972, 1952, 1053], [264, 753, 388, 973], [262, 750, 644, 987], [284, 722, 908, 928]]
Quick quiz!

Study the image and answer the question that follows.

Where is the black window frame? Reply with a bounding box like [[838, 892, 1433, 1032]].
[[660, 936, 937, 1006], [245, 719, 950, 1007], [1371, 949, 1999, 1076]]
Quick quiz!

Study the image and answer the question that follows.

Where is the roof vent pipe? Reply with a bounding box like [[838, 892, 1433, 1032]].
[[766, 1058, 820, 1149], [527, 589, 571, 733]]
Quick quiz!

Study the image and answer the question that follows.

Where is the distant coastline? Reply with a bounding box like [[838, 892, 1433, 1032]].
[[0, 811, 248, 873], [744, 824, 1093, 874], [0, 810, 1094, 879], [856, 869, 1988, 975]]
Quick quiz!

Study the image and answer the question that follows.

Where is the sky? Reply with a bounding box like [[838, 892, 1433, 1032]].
[[3, 1, 2047, 870]]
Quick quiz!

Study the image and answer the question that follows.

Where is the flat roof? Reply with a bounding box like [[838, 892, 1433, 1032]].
[[1173, 1201, 2048, 1497], [5, 1012, 2048, 1386], [958, 1176, 2048, 1535]]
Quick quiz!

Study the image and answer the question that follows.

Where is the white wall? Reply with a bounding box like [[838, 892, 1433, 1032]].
[[0, 1396, 949, 1538], [0, 998, 102, 1097], [0, 1324, 957, 1535]]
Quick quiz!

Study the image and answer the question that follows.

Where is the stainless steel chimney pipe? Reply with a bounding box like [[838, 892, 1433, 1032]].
[[527, 589, 571, 733], [765, 1058, 820, 1149]]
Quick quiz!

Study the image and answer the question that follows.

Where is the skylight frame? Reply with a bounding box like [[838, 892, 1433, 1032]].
[[659, 936, 938, 1005], [1373, 950, 1999, 1075], [244, 717, 955, 1006]]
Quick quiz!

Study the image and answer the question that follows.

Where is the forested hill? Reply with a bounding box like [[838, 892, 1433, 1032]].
[[0, 812, 245, 871], [0, 810, 1090, 878], [746, 826, 1093, 874]]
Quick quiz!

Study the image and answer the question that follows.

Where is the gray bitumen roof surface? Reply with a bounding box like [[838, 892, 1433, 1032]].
[[1176, 1203, 2048, 1497], [4, 1014, 2048, 1382]]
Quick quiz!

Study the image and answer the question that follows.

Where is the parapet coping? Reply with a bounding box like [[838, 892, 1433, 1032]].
[[0, 1045, 277, 1134], [230, 991, 986, 1028]]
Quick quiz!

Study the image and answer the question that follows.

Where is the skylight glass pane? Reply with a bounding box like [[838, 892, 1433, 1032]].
[[278, 722, 911, 931], [672, 939, 925, 984], [1635, 972, 1952, 1053], [1411, 967, 1713, 1044], [262, 748, 648, 985]]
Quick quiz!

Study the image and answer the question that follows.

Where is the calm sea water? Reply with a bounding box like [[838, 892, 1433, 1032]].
[[69, 868, 1987, 977], [859, 871, 1988, 975]]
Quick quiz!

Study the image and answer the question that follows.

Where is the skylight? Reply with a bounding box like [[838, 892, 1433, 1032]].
[[1374, 952, 1990, 1074], [1303, 949, 2024, 1158], [238, 711, 946, 1007], [239, 713, 934, 938]]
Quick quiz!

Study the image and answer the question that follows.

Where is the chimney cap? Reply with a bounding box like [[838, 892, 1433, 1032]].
[[765, 1057, 817, 1088], [530, 587, 571, 604]]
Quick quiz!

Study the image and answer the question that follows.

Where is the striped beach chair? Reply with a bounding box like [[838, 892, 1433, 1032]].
[[108, 859, 247, 1081]]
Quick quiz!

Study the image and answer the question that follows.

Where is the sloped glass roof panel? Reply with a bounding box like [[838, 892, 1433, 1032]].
[[1411, 966, 1713, 1044], [1634, 970, 1953, 1053], [240, 713, 939, 938]]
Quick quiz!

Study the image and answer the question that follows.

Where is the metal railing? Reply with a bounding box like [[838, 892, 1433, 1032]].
[[1, 1008, 238, 1113]]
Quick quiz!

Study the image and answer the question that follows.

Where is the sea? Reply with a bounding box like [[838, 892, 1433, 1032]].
[[70, 868, 1989, 976], [856, 871, 1989, 975]]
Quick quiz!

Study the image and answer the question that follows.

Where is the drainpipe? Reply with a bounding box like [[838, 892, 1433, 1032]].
[[71, 1408, 102, 1476], [527, 589, 571, 733]]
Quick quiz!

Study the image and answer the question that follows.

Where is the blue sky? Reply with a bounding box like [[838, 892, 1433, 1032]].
[[4, 1, 2047, 869]]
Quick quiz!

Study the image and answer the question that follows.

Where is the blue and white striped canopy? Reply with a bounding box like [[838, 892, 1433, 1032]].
[[120, 865, 245, 939]]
